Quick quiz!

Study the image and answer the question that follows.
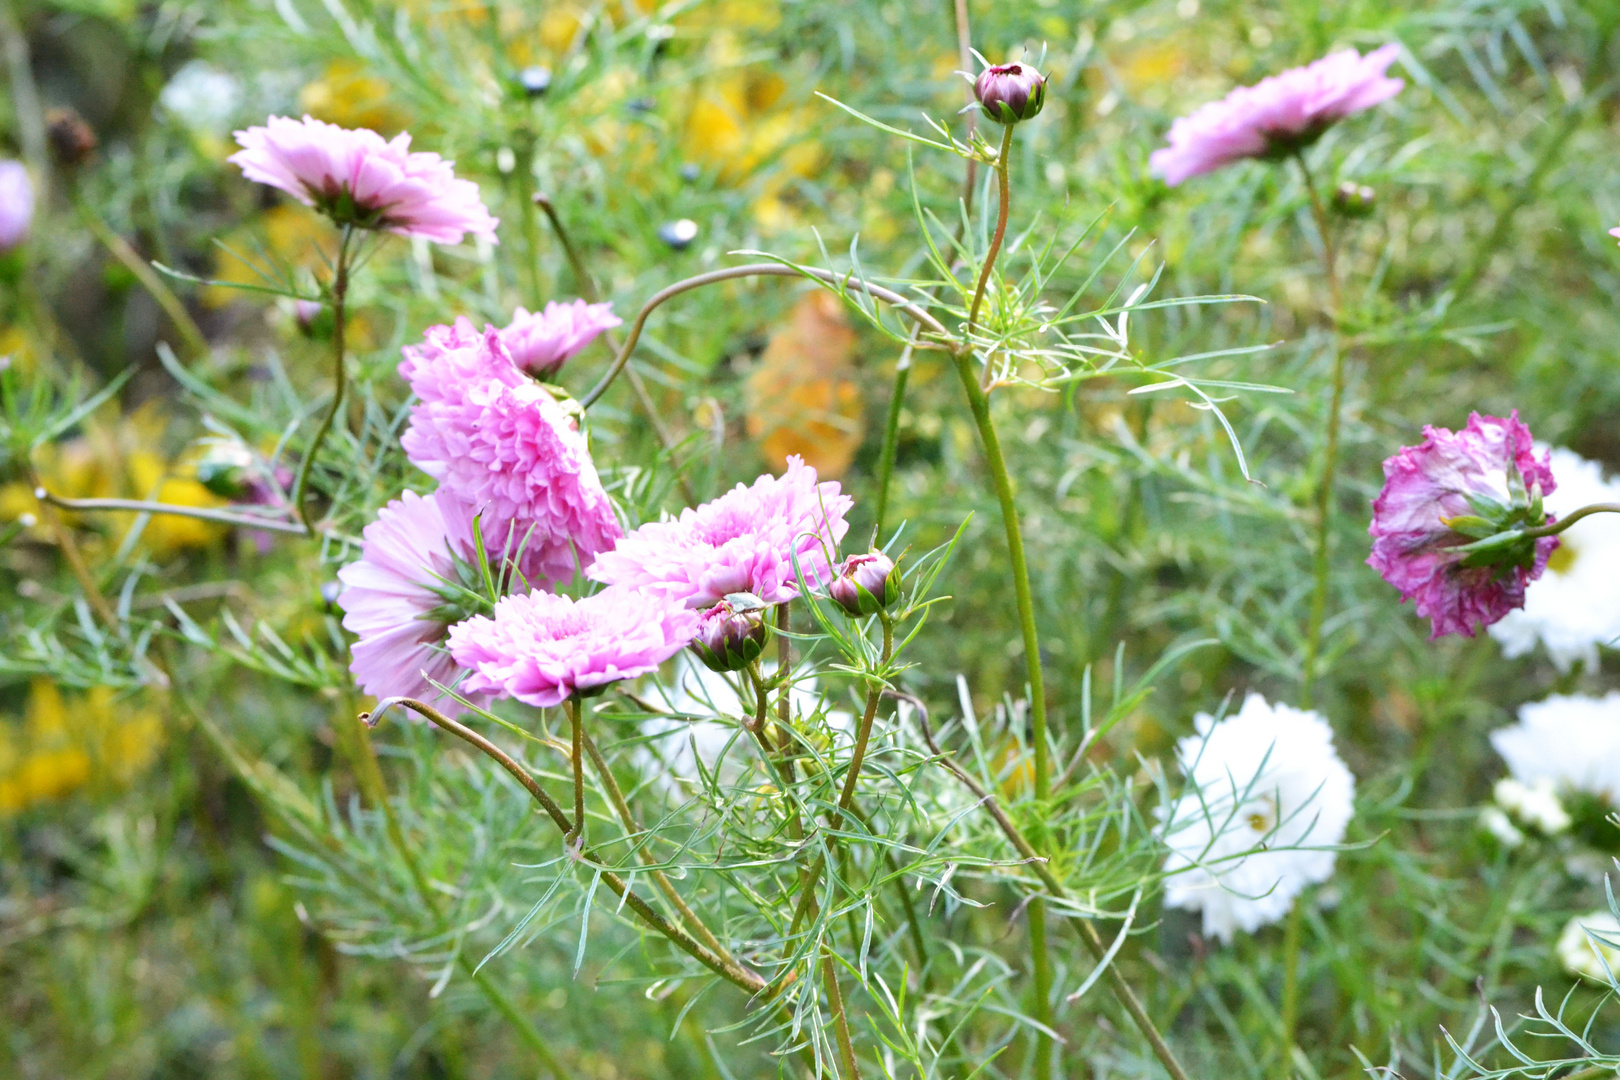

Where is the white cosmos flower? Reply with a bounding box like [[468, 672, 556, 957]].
[[1490, 447, 1620, 672], [1490, 691, 1620, 804], [1557, 910, 1620, 982], [1159, 694, 1356, 943], [1491, 776, 1570, 835]]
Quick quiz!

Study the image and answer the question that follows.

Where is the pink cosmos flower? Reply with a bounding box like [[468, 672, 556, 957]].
[[500, 300, 622, 379], [399, 320, 622, 587], [337, 489, 486, 713], [0, 160, 33, 251], [1368, 412, 1558, 639], [587, 456, 852, 608], [229, 115, 498, 245], [448, 587, 701, 708], [1150, 45, 1404, 186], [1609, 225, 1620, 247]]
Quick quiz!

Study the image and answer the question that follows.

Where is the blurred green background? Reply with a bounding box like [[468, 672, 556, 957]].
[[2, 0, 1619, 1076]]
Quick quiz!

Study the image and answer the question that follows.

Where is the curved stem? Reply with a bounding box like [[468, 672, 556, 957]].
[[1295, 153, 1344, 708], [35, 490, 307, 534], [579, 264, 949, 410], [966, 124, 1014, 378], [1524, 502, 1620, 537], [291, 226, 352, 536], [364, 697, 767, 995]]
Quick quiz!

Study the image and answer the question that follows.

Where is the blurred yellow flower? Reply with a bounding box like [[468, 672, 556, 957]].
[[298, 59, 410, 135], [744, 291, 864, 478], [0, 680, 163, 816]]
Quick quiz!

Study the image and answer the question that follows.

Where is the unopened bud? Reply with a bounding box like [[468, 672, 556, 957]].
[[828, 552, 900, 617], [294, 299, 324, 332], [973, 63, 1047, 126], [658, 218, 699, 251], [1331, 181, 1376, 218], [691, 597, 767, 672], [517, 66, 553, 98], [45, 108, 98, 168]]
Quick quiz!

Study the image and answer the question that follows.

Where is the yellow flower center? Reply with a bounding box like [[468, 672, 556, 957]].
[[1547, 538, 1579, 575]]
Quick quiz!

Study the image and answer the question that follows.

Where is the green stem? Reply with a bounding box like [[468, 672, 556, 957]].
[[965, 124, 1015, 351], [822, 949, 862, 1079], [1523, 502, 1620, 537], [465, 963, 571, 1079], [515, 139, 546, 306], [1295, 154, 1344, 709], [76, 198, 209, 361], [565, 696, 585, 846], [873, 352, 911, 541], [291, 226, 352, 536], [1278, 899, 1304, 1074]]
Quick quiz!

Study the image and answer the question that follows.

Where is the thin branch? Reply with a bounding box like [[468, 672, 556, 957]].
[[37, 489, 308, 534]]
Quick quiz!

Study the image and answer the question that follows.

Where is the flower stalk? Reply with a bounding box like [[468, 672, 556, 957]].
[[291, 224, 353, 536], [1296, 152, 1345, 707]]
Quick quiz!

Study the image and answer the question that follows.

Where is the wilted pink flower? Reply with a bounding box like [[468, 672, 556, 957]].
[[399, 322, 621, 587], [500, 300, 622, 379], [587, 456, 852, 608], [229, 115, 498, 245], [1150, 45, 1404, 186], [0, 161, 33, 251], [448, 586, 700, 708], [1368, 411, 1558, 639], [337, 489, 486, 713]]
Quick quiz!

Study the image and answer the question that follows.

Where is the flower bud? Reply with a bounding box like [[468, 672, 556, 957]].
[[658, 218, 699, 251], [1331, 181, 1376, 218], [45, 107, 97, 169], [517, 66, 553, 98], [828, 552, 900, 617], [973, 63, 1047, 125], [691, 598, 767, 672]]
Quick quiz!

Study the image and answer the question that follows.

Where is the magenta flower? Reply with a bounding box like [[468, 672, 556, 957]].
[[1150, 45, 1403, 186], [0, 161, 33, 251], [1368, 412, 1559, 639], [337, 489, 486, 713], [229, 115, 498, 245], [500, 300, 622, 380], [448, 587, 701, 708], [399, 321, 622, 587], [587, 456, 852, 608]]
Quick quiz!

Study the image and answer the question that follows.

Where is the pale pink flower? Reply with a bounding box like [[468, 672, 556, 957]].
[[500, 300, 622, 379], [1368, 412, 1558, 639], [399, 322, 622, 587], [587, 456, 852, 608], [337, 489, 485, 713], [448, 587, 701, 708], [1150, 45, 1404, 186], [229, 115, 498, 244], [1609, 225, 1620, 246], [0, 160, 32, 251]]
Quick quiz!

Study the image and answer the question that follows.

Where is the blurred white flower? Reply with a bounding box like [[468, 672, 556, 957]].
[[1557, 910, 1620, 982], [1491, 777, 1571, 835], [1491, 691, 1620, 804], [1479, 805, 1525, 848], [1159, 694, 1356, 943], [1491, 447, 1620, 672], [160, 61, 243, 133]]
